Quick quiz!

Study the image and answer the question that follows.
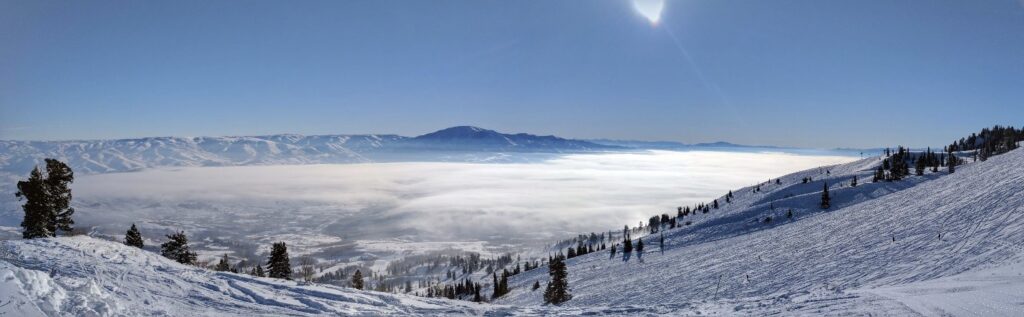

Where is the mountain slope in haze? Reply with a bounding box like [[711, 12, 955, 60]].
[[498, 148, 1024, 315], [0, 127, 619, 177], [411, 126, 619, 152]]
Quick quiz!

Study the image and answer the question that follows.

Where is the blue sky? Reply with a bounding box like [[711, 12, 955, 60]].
[[1, 0, 1022, 148]]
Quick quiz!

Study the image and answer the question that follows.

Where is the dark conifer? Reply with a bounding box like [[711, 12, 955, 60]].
[[851, 175, 857, 187], [351, 269, 364, 290], [160, 231, 197, 265], [215, 254, 231, 271], [267, 242, 292, 279], [820, 182, 831, 209], [532, 280, 541, 291], [543, 254, 571, 305], [124, 224, 144, 248], [16, 159, 76, 239]]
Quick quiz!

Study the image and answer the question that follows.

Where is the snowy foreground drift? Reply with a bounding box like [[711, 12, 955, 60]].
[[0, 237, 692, 316]]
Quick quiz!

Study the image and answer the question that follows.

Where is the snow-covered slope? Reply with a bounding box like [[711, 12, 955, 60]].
[[498, 148, 1024, 315], [0, 237, 491, 316], [0, 236, 736, 316]]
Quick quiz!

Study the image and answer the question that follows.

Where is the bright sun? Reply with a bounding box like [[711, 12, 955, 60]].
[[633, 0, 665, 24]]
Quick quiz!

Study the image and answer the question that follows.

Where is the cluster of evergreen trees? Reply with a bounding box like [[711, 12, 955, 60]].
[[16, 159, 76, 239], [948, 125, 1023, 161], [425, 278, 482, 301]]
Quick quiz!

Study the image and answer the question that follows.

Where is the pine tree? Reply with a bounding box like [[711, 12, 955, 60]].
[[820, 182, 831, 209], [532, 280, 541, 291], [543, 254, 571, 305], [636, 238, 644, 254], [250, 264, 266, 277], [659, 233, 665, 253], [215, 254, 231, 271], [124, 224, 144, 248], [786, 209, 793, 219], [474, 284, 482, 302], [915, 155, 926, 176], [16, 159, 76, 239], [43, 159, 75, 235], [947, 150, 956, 174], [351, 270, 364, 290], [16, 167, 50, 239], [160, 231, 197, 265], [267, 242, 292, 279], [851, 175, 857, 187]]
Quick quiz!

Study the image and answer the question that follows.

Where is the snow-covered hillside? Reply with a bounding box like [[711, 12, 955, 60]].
[[497, 148, 1024, 315], [0, 236, 741, 316]]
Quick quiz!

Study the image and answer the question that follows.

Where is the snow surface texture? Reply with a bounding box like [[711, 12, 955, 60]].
[[0, 237, 751, 316], [496, 148, 1024, 315]]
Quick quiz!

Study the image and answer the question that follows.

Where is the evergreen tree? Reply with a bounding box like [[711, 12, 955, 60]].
[[267, 242, 292, 279], [786, 209, 793, 219], [851, 175, 857, 187], [251, 264, 266, 277], [915, 155, 926, 176], [820, 182, 831, 209], [636, 238, 644, 254], [532, 280, 541, 291], [543, 254, 571, 305], [16, 167, 49, 239], [474, 284, 482, 302], [160, 231, 197, 265], [609, 244, 616, 259], [16, 159, 76, 239], [124, 224, 144, 248], [492, 272, 499, 298], [948, 150, 956, 174], [659, 233, 665, 254], [43, 159, 75, 235], [351, 270, 364, 290], [215, 254, 231, 271]]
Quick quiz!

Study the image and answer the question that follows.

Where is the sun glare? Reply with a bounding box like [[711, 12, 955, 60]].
[[633, 0, 665, 24]]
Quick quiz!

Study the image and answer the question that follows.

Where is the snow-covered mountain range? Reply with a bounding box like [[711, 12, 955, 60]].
[[0, 126, 620, 176]]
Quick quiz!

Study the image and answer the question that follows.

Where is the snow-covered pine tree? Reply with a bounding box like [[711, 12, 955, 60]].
[[160, 231, 197, 265], [351, 269, 364, 290], [267, 242, 292, 279], [124, 224, 144, 248], [820, 182, 831, 209], [543, 254, 571, 305]]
